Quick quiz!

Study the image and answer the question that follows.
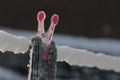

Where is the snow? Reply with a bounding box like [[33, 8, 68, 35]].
[[2, 27, 120, 56], [0, 29, 120, 72], [54, 35, 120, 56], [0, 67, 27, 80], [0, 30, 29, 53], [57, 46, 120, 72]]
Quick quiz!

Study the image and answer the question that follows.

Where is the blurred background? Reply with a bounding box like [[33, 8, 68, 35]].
[[0, 0, 120, 38], [0, 0, 120, 80]]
